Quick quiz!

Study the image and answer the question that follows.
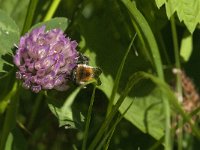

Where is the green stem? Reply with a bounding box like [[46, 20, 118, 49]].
[[157, 30, 171, 65], [43, 0, 61, 21], [177, 118, 183, 150], [0, 81, 19, 150], [103, 126, 115, 150], [170, 15, 183, 150], [163, 97, 171, 150], [82, 85, 96, 150], [170, 16, 183, 102], [28, 93, 43, 129], [21, 0, 39, 35], [104, 101, 133, 150]]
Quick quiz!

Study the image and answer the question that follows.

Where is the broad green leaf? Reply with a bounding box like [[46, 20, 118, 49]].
[[0, 0, 29, 32], [155, 0, 165, 8], [5, 133, 13, 150], [0, 10, 20, 73], [89, 73, 154, 149], [117, 87, 165, 140], [154, 0, 200, 33], [140, 72, 200, 138], [29, 17, 69, 32], [180, 32, 193, 62], [47, 87, 85, 129]]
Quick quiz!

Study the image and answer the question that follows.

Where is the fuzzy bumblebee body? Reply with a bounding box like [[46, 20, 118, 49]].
[[73, 64, 102, 85], [71, 53, 102, 85]]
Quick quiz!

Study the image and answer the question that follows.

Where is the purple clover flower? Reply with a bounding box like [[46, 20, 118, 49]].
[[14, 26, 78, 93]]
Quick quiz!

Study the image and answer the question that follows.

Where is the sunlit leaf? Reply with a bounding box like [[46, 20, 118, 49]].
[[0, 0, 29, 32], [180, 32, 193, 62], [155, 0, 165, 8], [30, 17, 69, 32], [0, 10, 20, 74], [5, 128, 27, 150], [154, 0, 200, 33]]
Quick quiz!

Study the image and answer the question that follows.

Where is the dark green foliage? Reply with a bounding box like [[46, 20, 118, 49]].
[[0, 0, 200, 150]]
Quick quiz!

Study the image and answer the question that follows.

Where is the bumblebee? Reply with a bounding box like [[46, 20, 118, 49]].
[[71, 53, 102, 85]]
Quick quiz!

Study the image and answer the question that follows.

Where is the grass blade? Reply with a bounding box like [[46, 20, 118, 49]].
[[82, 85, 97, 150], [44, 0, 61, 21], [101, 101, 133, 150], [21, 0, 39, 35], [106, 33, 137, 117], [0, 81, 19, 150], [120, 1, 172, 149], [88, 73, 143, 150]]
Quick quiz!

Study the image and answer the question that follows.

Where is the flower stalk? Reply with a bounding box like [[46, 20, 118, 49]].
[[0, 81, 19, 150]]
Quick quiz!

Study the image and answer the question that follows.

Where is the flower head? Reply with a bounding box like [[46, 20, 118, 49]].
[[14, 26, 78, 93]]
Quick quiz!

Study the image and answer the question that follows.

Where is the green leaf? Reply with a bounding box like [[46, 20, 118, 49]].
[[97, 102, 134, 150], [140, 72, 200, 139], [77, 0, 165, 140], [30, 17, 69, 32], [89, 72, 144, 150], [154, 0, 200, 33], [5, 128, 27, 150], [47, 87, 85, 129], [0, 71, 15, 114], [155, 0, 165, 8], [118, 87, 165, 139], [0, 0, 29, 32], [121, 0, 164, 79], [121, 0, 166, 139], [180, 32, 193, 62], [0, 9, 20, 73]]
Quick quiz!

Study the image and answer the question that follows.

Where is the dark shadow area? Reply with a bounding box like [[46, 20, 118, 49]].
[[1, 53, 14, 76], [72, 85, 108, 132]]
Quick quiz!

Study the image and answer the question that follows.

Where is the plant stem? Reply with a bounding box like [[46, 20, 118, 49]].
[[170, 15, 183, 150], [0, 81, 19, 150], [103, 102, 133, 150], [28, 93, 43, 129], [163, 97, 171, 150], [43, 0, 61, 21], [170, 16, 183, 103], [82, 85, 96, 150]]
